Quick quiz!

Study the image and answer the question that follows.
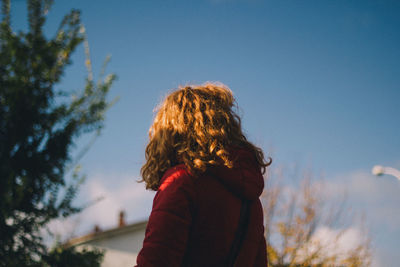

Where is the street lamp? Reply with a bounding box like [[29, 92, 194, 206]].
[[372, 165, 400, 181]]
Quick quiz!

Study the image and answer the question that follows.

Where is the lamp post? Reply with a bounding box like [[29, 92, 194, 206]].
[[372, 165, 400, 181]]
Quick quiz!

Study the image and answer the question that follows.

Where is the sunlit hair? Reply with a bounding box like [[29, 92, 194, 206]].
[[141, 82, 272, 191]]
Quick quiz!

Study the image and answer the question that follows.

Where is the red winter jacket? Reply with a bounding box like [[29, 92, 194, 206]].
[[135, 148, 267, 267]]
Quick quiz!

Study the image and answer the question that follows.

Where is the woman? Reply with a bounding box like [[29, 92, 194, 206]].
[[136, 83, 271, 267]]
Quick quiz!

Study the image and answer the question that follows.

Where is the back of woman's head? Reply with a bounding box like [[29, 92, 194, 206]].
[[141, 82, 271, 190]]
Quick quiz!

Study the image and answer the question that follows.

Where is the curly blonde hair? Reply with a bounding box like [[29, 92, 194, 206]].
[[141, 83, 271, 190]]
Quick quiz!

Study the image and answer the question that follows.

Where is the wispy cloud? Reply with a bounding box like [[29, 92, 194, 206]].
[[80, 172, 155, 231], [45, 171, 155, 243], [321, 168, 400, 267], [324, 169, 400, 230], [311, 226, 364, 254], [45, 166, 400, 266]]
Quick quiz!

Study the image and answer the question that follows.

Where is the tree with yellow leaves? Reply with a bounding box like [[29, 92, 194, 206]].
[[263, 167, 371, 267]]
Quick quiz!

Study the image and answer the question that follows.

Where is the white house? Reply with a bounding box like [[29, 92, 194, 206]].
[[66, 212, 147, 267]]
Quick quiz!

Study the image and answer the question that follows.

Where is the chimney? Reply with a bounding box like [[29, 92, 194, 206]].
[[94, 224, 101, 233], [119, 210, 126, 227]]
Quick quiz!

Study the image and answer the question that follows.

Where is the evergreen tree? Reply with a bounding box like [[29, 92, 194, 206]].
[[0, 0, 116, 265]]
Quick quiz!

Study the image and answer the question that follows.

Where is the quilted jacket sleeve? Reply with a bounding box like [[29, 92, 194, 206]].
[[135, 167, 195, 267]]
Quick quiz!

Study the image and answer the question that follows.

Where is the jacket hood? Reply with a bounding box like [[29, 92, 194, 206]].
[[210, 148, 264, 201]]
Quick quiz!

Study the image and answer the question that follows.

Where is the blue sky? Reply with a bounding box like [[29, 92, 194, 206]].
[[12, 0, 400, 266]]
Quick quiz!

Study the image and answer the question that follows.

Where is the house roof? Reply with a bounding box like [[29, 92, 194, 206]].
[[65, 220, 148, 247]]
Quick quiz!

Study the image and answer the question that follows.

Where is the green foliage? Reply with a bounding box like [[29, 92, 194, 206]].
[[42, 246, 104, 267], [0, 0, 115, 265]]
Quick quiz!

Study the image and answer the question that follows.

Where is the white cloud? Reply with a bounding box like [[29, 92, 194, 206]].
[[323, 169, 400, 231], [44, 166, 399, 267], [45, 171, 155, 244], [308, 226, 383, 266], [311, 226, 363, 255], [266, 165, 399, 267], [315, 168, 400, 267], [80, 173, 155, 232]]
